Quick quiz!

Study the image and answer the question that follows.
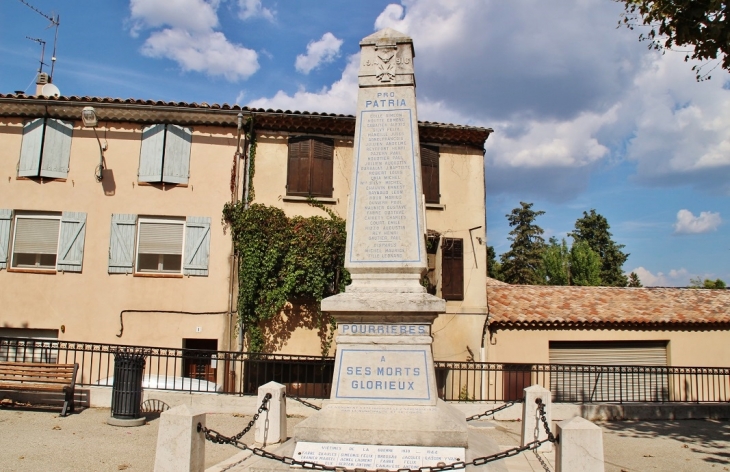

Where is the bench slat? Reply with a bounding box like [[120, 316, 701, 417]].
[[0, 383, 67, 392]]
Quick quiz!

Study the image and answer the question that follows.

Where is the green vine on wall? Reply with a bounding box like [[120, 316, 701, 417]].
[[222, 200, 349, 354], [245, 118, 256, 203]]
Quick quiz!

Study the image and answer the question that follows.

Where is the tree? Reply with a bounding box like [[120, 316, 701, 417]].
[[500, 202, 546, 285], [487, 245, 503, 281], [627, 272, 643, 287], [569, 240, 603, 286], [542, 237, 570, 285], [690, 276, 727, 289], [570, 210, 629, 287], [619, 0, 730, 81]]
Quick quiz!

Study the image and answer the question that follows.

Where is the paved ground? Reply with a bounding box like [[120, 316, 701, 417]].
[[0, 404, 729, 471]]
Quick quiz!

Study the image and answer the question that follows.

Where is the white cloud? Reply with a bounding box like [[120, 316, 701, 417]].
[[247, 54, 359, 114], [129, 0, 259, 81], [673, 209, 722, 234], [295, 33, 344, 75], [237, 0, 275, 21], [631, 267, 691, 287]]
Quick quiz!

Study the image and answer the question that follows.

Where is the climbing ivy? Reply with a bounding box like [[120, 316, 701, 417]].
[[222, 200, 349, 353]]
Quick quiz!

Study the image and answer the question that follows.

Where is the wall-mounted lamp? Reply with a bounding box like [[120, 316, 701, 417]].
[[81, 106, 98, 127]]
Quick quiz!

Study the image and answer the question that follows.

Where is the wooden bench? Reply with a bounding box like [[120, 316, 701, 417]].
[[0, 362, 79, 416]]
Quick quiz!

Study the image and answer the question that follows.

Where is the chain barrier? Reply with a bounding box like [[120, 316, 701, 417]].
[[200, 395, 559, 472], [198, 393, 271, 447], [465, 398, 524, 422], [289, 395, 322, 411], [535, 398, 556, 444]]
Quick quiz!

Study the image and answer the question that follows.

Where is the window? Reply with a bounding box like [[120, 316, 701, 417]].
[[0, 210, 87, 272], [138, 124, 192, 184], [108, 214, 211, 276], [287, 136, 334, 197], [18, 118, 74, 179], [441, 237, 464, 300], [421, 145, 440, 204]]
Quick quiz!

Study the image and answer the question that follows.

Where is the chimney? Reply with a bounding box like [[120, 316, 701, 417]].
[[35, 72, 49, 95]]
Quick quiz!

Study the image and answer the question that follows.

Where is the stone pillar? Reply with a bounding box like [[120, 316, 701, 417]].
[[555, 416, 605, 472], [521, 385, 553, 452], [153, 404, 206, 472], [255, 381, 287, 445]]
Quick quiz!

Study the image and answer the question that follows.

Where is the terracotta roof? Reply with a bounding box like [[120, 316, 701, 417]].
[[0, 94, 492, 148], [486, 284, 730, 329]]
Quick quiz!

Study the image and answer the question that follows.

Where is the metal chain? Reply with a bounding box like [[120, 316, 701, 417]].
[[198, 393, 271, 446], [289, 395, 322, 411], [535, 398, 556, 444], [465, 398, 524, 422]]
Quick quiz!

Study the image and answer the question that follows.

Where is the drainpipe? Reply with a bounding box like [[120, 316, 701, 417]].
[[237, 115, 254, 351], [229, 114, 244, 352]]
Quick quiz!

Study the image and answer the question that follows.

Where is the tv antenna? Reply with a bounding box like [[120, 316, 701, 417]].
[[25, 36, 47, 75], [18, 0, 60, 81]]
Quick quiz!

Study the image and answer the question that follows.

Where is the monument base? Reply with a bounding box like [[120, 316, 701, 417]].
[[294, 400, 468, 447]]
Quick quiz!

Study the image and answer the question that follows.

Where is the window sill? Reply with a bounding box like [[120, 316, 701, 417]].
[[16, 176, 67, 183], [426, 203, 445, 210], [282, 195, 337, 204], [8, 267, 57, 274], [133, 272, 184, 278], [137, 181, 189, 188]]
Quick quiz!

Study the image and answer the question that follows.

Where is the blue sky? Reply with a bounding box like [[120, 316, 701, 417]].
[[1, 0, 728, 286]]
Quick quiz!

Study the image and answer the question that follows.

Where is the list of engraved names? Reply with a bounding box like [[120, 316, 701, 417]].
[[353, 109, 418, 262]]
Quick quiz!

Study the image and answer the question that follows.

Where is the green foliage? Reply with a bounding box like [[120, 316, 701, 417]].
[[542, 237, 570, 286], [569, 240, 602, 286], [627, 271, 643, 287], [245, 122, 257, 203], [689, 276, 727, 289], [570, 210, 629, 287], [500, 202, 546, 285], [487, 245, 503, 281], [619, 0, 730, 81], [222, 202, 349, 353]]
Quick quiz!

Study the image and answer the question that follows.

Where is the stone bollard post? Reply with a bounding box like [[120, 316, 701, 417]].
[[255, 381, 287, 445], [555, 416, 605, 472], [520, 384, 553, 452], [153, 404, 206, 472]]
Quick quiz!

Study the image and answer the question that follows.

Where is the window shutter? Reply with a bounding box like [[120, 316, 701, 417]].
[[138, 124, 165, 182], [310, 137, 334, 197], [0, 209, 12, 270], [39, 119, 74, 179], [183, 216, 211, 276], [13, 218, 60, 254], [18, 118, 45, 177], [138, 221, 184, 254], [421, 145, 440, 204], [57, 212, 86, 272], [162, 125, 192, 184], [287, 137, 311, 196], [108, 214, 137, 274], [442, 238, 464, 300]]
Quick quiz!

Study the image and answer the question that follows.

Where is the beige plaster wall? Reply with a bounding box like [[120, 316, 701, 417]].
[[0, 119, 236, 349], [487, 328, 730, 367]]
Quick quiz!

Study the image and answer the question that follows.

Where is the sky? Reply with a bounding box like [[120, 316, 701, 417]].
[[1, 0, 728, 287]]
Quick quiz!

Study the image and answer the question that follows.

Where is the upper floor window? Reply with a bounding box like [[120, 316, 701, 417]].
[[138, 124, 192, 185], [421, 144, 440, 204], [108, 214, 211, 276], [0, 210, 87, 273], [286, 136, 334, 198], [18, 118, 74, 179]]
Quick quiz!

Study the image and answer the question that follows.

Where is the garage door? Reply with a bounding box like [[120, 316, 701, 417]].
[[549, 341, 668, 402], [0, 328, 59, 363]]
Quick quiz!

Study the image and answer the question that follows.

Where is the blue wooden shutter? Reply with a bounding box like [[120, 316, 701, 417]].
[[40, 119, 74, 179], [183, 216, 211, 276], [18, 118, 45, 177], [138, 124, 165, 182], [57, 212, 86, 272], [162, 125, 192, 184], [108, 214, 137, 274], [0, 209, 12, 270]]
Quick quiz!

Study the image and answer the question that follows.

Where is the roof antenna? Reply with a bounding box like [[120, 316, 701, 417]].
[[18, 0, 60, 82], [25, 36, 47, 76]]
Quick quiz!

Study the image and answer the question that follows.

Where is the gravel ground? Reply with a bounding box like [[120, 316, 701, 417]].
[[0, 405, 728, 472]]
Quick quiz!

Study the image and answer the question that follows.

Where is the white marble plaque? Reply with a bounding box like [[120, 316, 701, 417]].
[[293, 442, 465, 470], [338, 323, 430, 336], [348, 88, 423, 266], [333, 348, 431, 401]]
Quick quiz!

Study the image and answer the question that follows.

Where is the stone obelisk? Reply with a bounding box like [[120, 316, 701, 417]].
[[295, 28, 467, 448]]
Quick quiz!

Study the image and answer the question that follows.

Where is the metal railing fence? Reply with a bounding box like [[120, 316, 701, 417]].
[[1, 337, 728, 403]]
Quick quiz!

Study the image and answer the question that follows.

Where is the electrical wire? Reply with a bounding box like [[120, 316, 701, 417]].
[[116, 309, 230, 338]]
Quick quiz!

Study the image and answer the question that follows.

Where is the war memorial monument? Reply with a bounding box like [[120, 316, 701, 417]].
[[244, 28, 503, 472]]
